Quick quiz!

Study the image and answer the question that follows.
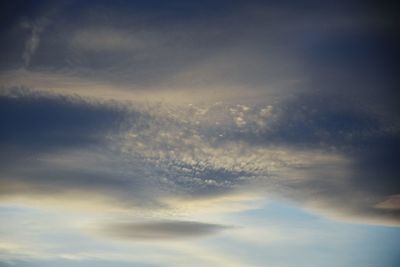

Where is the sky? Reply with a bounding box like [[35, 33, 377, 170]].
[[0, 0, 399, 266]]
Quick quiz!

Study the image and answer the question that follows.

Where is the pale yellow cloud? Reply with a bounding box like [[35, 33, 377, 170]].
[[375, 195, 400, 210]]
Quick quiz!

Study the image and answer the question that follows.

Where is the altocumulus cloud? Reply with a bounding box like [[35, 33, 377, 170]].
[[0, 1, 399, 266], [0, 87, 399, 226], [0, 0, 399, 249]]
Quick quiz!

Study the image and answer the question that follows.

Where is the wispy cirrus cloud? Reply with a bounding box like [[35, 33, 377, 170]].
[[21, 18, 49, 68]]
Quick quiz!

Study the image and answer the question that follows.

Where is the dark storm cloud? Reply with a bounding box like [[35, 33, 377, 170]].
[[100, 220, 230, 240]]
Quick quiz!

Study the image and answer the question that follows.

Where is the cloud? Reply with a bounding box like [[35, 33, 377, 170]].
[[375, 195, 400, 210], [22, 18, 49, 67], [0, 88, 129, 152], [0, 2, 399, 266], [0, 1, 399, 231], [0, 89, 399, 226], [99, 220, 231, 240], [200, 93, 400, 225]]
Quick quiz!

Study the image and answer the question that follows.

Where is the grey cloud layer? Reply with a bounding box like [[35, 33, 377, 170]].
[[0, 0, 399, 227], [0, 89, 399, 225], [0, 88, 128, 151]]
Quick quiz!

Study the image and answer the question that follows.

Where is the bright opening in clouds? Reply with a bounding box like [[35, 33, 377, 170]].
[[0, 1, 399, 267]]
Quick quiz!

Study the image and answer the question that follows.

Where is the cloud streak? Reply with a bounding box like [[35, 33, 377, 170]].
[[99, 220, 231, 240], [22, 18, 49, 67]]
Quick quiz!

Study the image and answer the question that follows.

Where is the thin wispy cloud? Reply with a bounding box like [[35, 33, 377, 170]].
[[22, 18, 49, 67]]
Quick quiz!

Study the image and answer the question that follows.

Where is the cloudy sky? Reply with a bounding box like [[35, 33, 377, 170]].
[[0, 1, 399, 266]]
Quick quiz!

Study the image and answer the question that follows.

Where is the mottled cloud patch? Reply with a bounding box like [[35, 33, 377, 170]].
[[0, 88, 399, 225], [99, 220, 231, 240], [0, 1, 399, 267]]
